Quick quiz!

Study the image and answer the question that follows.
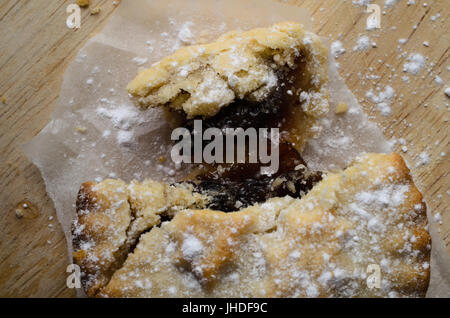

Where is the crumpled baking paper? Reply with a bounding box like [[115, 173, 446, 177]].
[[23, 0, 449, 297]]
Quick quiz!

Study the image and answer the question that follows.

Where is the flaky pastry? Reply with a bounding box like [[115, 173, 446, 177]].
[[73, 180, 210, 297], [73, 153, 430, 297], [127, 21, 328, 119]]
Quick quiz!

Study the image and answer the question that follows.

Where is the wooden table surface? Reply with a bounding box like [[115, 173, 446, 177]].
[[0, 0, 448, 297]]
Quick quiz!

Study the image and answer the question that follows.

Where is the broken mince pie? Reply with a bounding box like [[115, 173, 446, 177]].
[[72, 22, 430, 297]]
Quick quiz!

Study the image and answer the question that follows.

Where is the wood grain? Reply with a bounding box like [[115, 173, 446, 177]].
[[0, 0, 448, 297]]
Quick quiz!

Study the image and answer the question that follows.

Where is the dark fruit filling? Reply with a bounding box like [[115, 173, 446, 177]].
[[170, 56, 322, 211], [191, 142, 322, 212]]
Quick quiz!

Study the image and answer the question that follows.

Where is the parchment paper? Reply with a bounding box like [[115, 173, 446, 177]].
[[23, 0, 449, 297]]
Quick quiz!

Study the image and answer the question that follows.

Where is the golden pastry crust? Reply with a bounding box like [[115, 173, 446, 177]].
[[127, 21, 328, 119], [79, 153, 430, 298], [72, 180, 209, 297]]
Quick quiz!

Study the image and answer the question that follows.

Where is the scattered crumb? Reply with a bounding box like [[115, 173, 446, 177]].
[[0, 95, 5, 104], [335, 102, 348, 114], [15, 209, 23, 219], [76, 126, 87, 134], [76, 0, 90, 8], [90, 6, 101, 15], [13, 200, 39, 219], [423, 41, 429, 47], [159, 156, 166, 163]]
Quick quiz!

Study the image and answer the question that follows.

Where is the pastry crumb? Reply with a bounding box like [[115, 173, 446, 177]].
[[90, 6, 101, 15], [76, 0, 90, 8], [15, 209, 23, 219], [14, 200, 39, 219], [0, 95, 5, 104], [76, 126, 87, 134], [335, 102, 348, 114], [158, 155, 166, 163]]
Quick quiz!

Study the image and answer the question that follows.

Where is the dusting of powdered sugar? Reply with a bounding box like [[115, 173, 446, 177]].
[[181, 234, 204, 260], [366, 85, 396, 117], [445, 87, 450, 98], [416, 151, 430, 167], [132, 56, 149, 66], [355, 184, 410, 208], [384, 0, 399, 8], [331, 41, 346, 58], [177, 21, 194, 45], [403, 53, 426, 75], [96, 102, 147, 146], [352, 0, 371, 6], [353, 35, 371, 51], [96, 105, 143, 130]]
